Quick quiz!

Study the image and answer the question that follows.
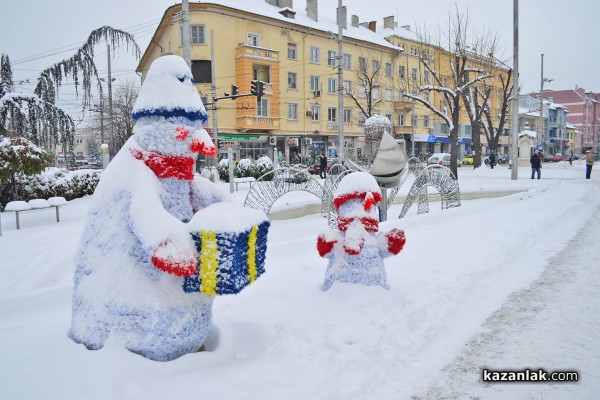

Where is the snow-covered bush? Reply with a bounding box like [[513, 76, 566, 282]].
[[0, 167, 101, 207], [216, 156, 274, 182]]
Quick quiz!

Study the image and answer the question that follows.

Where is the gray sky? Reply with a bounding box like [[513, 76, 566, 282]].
[[2, 0, 599, 124]]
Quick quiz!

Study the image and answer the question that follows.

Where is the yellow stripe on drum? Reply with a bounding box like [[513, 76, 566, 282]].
[[247, 225, 258, 283], [199, 231, 218, 295]]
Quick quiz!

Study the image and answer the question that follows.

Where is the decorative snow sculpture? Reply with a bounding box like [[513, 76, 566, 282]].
[[70, 55, 269, 361], [317, 172, 406, 290]]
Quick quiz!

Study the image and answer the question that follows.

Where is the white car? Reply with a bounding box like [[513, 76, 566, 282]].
[[427, 153, 460, 167]]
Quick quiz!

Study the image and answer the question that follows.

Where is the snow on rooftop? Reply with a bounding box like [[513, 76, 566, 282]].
[[200, 0, 407, 50]]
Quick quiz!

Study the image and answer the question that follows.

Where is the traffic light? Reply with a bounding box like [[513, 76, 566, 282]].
[[251, 80, 265, 101], [231, 84, 239, 96], [256, 81, 265, 99]]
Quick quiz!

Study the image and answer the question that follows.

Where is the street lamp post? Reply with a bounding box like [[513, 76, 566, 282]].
[[511, 0, 519, 180], [100, 75, 116, 159], [336, 0, 344, 164], [539, 54, 553, 154]]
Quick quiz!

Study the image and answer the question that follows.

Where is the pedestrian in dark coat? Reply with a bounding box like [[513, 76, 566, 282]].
[[530, 151, 541, 179], [585, 150, 595, 179], [319, 152, 327, 179], [489, 152, 496, 169]]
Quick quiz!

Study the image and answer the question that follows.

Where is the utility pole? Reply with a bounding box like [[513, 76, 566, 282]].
[[210, 31, 219, 158], [182, 0, 191, 68], [107, 44, 114, 158], [540, 53, 545, 154], [511, 0, 519, 180], [337, 0, 344, 163]]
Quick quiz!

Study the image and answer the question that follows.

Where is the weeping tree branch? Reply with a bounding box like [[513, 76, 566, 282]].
[[1, 26, 140, 164]]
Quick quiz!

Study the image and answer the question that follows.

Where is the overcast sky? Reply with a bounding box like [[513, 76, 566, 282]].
[[2, 0, 599, 124]]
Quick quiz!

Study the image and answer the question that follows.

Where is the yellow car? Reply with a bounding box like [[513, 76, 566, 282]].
[[462, 154, 474, 165]]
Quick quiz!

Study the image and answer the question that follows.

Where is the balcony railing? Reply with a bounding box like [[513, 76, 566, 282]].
[[236, 115, 281, 130], [394, 100, 414, 112], [236, 44, 280, 61]]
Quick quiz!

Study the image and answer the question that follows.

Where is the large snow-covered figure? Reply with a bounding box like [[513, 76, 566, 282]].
[[70, 55, 268, 361], [317, 172, 406, 290]]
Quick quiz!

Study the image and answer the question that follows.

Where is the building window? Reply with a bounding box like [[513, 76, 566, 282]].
[[344, 108, 352, 123], [358, 57, 366, 71], [372, 86, 381, 99], [385, 62, 392, 77], [328, 50, 337, 67], [76, 138, 83, 144], [424, 115, 430, 127], [358, 84, 366, 98], [412, 114, 418, 127], [287, 42, 297, 59], [411, 68, 418, 81], [181, 25, 205, 44], [399, 114, 406, 126], [399, 65, 406, 79], [310, 46, 320, 63], [410, 47, 418, 56], [424, 70, 430, 84], [385, 88, 393, 101], [328, 107, 337, 122], [191, 25, 205, 44], [343, 80, 352, 95], [310, 76, 320, 92], [372, 59, 380, 73], [239, 141, 268, 160], [257, 99, 269, 117], [288, 103, 298, 120], [247, 32, 260, 47], [328, 78, 337, 94], [288, 72, 297, 89], [191, 60, 212, 83], [311, 104, 320, 121], [343, 53, 352, 69], [399, 88, 406, 99], [358, 115, 366, 127], [424, 92, 430, 103], [386, 113, 393, 123]]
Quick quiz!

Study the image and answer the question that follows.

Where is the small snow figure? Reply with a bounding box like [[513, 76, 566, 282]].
[[317, 172, 406, 290], [70, 55, 268, 361]]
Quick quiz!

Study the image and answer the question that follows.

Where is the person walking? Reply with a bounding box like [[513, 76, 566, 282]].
[[319, 152, 327, 179], [489, 152, 496, 169], [585, 149, 595, 179], [569, 150, 574, 165], [530, 150, 541, 179]]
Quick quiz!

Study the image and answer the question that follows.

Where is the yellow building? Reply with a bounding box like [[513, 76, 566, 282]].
[[137, 0, 509, 161]]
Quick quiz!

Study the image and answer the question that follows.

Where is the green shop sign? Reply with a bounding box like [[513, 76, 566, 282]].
[[219, 134, 263, 141]]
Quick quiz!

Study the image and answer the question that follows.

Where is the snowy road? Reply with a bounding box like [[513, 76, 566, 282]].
[[416, 201, 600, 399]]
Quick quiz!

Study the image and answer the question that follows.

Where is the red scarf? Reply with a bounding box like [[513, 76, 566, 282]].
[[131, 149, 195, 180]]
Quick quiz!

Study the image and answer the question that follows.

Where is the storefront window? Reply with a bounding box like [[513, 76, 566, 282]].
[[239, 141, 268, 160]]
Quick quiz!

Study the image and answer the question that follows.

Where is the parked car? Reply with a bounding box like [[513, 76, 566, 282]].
[[497, 153, 510, 164], [427, 153, 461, 167], [542, 153, 554, 162], [552, 153, 564, 162], [461, 154, 474, 165]]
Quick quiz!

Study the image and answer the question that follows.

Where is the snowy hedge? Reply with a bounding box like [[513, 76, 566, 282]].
[[217, 157, 274, 182], [1, 167, 101, 208]]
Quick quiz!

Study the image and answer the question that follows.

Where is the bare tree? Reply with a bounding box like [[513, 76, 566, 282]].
[[403, 10, 492, 178], [346, 54, 384, 119], [482, 67, 513, 155], [88, 79, 139, 153]]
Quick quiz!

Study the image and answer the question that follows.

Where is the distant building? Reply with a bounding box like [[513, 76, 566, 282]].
[[137, 0, 509, 161], [528, 87, 600, 152]]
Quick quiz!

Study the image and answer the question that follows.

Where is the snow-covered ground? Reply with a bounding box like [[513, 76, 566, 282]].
[[1, 161, 599, 399]]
